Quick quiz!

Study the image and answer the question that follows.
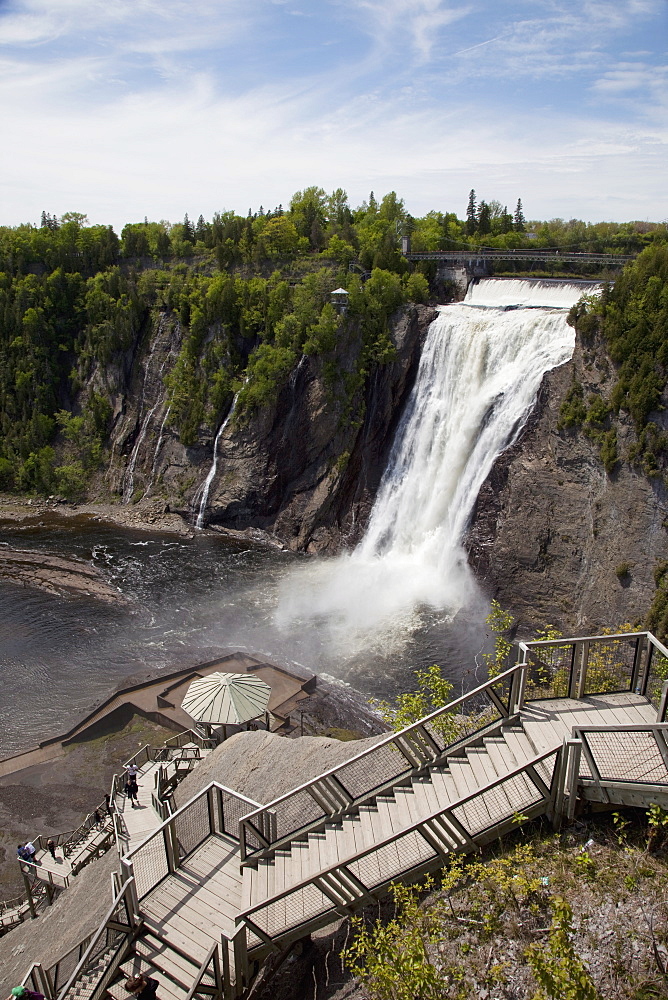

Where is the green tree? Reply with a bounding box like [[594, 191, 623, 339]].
[[466, 189, 477, 236]]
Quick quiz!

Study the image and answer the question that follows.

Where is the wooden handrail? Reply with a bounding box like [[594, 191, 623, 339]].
[[239, 745, 559, 923], [55, 877, 134, 1000], [239, 663, 523, 829]]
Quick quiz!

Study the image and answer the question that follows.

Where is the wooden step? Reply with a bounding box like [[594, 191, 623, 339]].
[[502, 728, 534, 765], [115, 931, 202, 1000], [467, 748, 516, 814], [427, 768, 458, 807], [357, 804, 378, 847], [484, 737, 515, 775]]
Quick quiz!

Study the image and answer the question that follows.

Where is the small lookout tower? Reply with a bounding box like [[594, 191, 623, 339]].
[[331, 287, 349, 315]]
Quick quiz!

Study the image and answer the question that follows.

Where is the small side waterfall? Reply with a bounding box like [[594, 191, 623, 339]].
[[277, 278, 597, 651], [122, 402, 159, 504], [194, 395, 238, 530], [143, 405, 171, 500]]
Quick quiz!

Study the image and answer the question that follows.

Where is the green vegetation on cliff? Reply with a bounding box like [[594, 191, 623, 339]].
[[0, 193, 664, 498]]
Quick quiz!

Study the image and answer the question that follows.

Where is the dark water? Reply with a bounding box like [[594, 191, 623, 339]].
[[0, 513, 493, 756]]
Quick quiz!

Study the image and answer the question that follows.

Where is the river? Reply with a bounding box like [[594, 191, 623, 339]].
[[0, 278, 595, 757]]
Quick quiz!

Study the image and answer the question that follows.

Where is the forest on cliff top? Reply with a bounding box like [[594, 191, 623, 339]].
[[0, 187, 665, 504]]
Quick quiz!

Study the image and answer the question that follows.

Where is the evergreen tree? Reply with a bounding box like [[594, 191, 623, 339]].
[[182, 213, 195, 243], [466, 189, 477, 236], [514, 198, 526, 232], [195, 214, 207, 242], [500, 205, 513, 234], [477, 200, 491, 236]]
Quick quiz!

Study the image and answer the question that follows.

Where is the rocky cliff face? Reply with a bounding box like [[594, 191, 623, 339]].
[[97, 305, 435, 552], [467, 332, 668, 635]]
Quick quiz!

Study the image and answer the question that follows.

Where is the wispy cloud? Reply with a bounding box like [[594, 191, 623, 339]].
[[0, 0, 666, 226]]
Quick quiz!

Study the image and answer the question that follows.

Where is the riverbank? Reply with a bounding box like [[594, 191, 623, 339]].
[[0, 494, 290, 550]]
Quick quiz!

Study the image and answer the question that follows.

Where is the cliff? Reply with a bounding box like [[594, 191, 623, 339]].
[[466, 330, 668, 635], [98, 304, 435, 552]]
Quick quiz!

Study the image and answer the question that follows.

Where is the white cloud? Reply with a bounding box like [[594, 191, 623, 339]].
[[0, 0, 667, 227]]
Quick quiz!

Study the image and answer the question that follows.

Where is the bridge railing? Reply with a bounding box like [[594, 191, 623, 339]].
[[239, 664, 526, 860], [405, 250, 634, 264], [517, 631, 668, 713], [121, 782, 263, 901], [238, 745, 561, 953]]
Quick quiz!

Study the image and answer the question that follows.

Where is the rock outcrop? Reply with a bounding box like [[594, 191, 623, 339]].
[[467, 333, 668, 635]]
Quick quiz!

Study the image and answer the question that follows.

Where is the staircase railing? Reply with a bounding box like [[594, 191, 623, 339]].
[[238, 745, 562, 955], [19, 878, 138, 1000], [55, 876, 138, 1000], [570, 723, 668, 804], [518, 631, 668, 711], [121, 783, 263, 901], [239, 663, 527, 860], [164, 728, 217, 751]]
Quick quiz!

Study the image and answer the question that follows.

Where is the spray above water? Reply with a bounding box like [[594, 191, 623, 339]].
[[277, 279, 596, 652]]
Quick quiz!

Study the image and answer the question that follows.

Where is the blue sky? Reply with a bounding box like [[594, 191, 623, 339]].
[[1, 0, 666, 230]]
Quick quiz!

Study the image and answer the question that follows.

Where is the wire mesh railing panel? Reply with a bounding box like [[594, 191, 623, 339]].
[[532, 755, 558, 790], [451, 770, 545, 838], [646, 652, 668, 711], [349, 829, 436, 890], [220, 792, 251, 840], [583, 731, 668, 784], [523, 646, 573, 701], [174, 793, 211, 860], [251, 881, 330, 938], [336, 740, 411, 800], [48, 939, 89, 995], [131, 835, 170, 899], [273, 789, 325, 841], [423, 704, 502, 750], [582, 637, 638, 696]]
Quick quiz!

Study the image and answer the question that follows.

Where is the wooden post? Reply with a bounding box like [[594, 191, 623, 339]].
[[576, 641, 590, 700], [551, 740, 571, 828], [658, 681, 668, 723], [22, 868, 37, 919], [566, 739, 582, 821]]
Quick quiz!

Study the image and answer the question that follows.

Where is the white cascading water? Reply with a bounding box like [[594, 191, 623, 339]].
[[195, 395, 239, 529], [277, 278, 597, 651], [122, 402, 159, 504]]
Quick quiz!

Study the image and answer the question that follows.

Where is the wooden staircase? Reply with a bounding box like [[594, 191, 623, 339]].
[[21, 631, 668, 1000]]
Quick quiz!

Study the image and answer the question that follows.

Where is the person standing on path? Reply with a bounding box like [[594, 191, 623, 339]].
[[46, 838, 57, 860], [124, 777, 139, 808], [126, 763, 139, 780]]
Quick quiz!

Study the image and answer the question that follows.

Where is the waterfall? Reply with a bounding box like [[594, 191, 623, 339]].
[[122, 402, 159, 504], [194, 395, 238, 530], [143, 405, 171, 500], [277, 278, 598, 649]]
